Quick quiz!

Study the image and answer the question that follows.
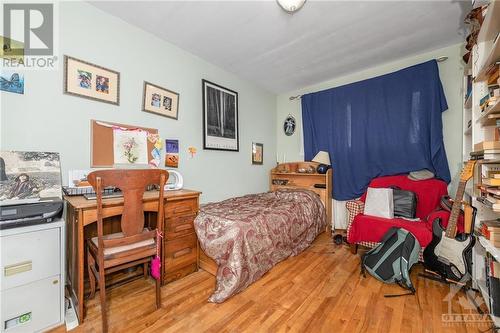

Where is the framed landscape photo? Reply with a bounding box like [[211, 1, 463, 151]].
[[63, 55, 120, 105], [142, 81, 179, 120], [252, 142, 263, 165], [202, 79, 239, 151]]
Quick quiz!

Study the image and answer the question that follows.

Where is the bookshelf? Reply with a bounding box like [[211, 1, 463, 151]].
[[463, 0, 500, 327], [270, 162, 332, 231]]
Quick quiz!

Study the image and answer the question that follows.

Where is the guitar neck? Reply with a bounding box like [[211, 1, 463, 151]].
[[445, 181, 466, 238]]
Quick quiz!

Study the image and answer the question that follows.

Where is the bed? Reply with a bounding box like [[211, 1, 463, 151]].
[[194, 189, 326, 303]]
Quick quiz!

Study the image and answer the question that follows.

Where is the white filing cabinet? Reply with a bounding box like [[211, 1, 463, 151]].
[[0, 220, 65, 332]]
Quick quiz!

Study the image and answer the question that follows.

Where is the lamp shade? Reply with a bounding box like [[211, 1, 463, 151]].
[[312, 151, 331, 165]]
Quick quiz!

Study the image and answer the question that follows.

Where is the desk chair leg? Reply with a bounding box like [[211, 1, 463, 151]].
[[98, 267, 108, 333], [143, 262, 148, 279], [155, 277, 161, 309], [350, 244, 358, 254]]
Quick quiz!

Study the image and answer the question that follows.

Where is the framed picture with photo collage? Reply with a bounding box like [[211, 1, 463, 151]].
[[63, 55, 120, 105], [142, 81, 179, 120]]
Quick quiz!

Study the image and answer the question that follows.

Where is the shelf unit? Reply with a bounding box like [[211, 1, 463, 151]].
[[463, 0, 500, 328], [270, 162, 332, 231], [477, 99, 500, 125]]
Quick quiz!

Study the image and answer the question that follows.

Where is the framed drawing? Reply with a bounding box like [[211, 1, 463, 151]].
[[0, 151, 62, 205], [252, 143, 263, 165], [142, 81, 179, 120], [63, 55, 120, 105], [202, 79, 239, 151]]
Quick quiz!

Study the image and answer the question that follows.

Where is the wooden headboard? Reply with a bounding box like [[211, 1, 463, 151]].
[[270, 162, 333, 231]]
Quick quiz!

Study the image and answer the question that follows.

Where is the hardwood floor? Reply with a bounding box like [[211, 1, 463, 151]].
[[53, 233, 491, 333]]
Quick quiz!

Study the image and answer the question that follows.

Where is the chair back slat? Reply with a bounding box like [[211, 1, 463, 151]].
[[87, 169, 168, 247]]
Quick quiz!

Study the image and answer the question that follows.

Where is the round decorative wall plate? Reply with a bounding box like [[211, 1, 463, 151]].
[[283, 115, 296, 136]]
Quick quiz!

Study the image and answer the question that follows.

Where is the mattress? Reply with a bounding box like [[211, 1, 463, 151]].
[[194, 189, 326, 303]]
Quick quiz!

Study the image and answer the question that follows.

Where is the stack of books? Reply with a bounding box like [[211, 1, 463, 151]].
[[486, 252, 500, 317], [473, 149, 500, 160], [478, 163, 500, 214], [480, 91, 499, 112], [481, 219, 500, 247], [472, 141, 500, 160], [480, 66, 500, 113]]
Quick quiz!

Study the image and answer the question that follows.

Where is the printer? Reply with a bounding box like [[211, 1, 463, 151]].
[[0, 200, 63, 229]]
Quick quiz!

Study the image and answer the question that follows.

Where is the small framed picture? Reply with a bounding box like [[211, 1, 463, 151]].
[[63, 55, 120, 105], [0, 70, 24, 94], [142, 81, 179, 120], [252, 142, 263, 165]]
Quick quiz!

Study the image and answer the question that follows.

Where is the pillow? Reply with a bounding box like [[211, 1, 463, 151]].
[[364, 187, 394, 219]]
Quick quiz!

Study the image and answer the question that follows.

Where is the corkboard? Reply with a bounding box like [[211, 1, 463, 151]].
[[91, 120, 158, 167]]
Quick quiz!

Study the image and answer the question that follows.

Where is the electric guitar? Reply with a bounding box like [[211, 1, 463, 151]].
[[423, 161, 476, 282]]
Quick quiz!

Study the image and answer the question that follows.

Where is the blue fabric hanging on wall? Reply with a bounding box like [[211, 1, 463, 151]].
[[302, 60, 450, 200]]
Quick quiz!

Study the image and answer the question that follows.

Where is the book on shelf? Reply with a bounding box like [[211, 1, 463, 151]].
[[481, 95, 498, 109], [483, 178, 500, 186], [479, 186, 500, 195], [486, 195, 500, 205], [478, 197, 500, 215], [475, 141, 500, 151], [481, 219, 500, 247], [471, 150, 500, 160], [482, 164, 500, 178], [479, 196, 500, 211], [486, 251, 500, 317]]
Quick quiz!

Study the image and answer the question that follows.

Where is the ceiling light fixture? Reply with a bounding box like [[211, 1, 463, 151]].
[[277, 0, 306, 14]]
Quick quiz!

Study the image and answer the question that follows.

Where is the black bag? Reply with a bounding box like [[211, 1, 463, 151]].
[[390, 186, 417, 219]]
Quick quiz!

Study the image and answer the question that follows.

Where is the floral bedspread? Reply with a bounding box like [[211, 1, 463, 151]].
[[194, 189, 326, 303]]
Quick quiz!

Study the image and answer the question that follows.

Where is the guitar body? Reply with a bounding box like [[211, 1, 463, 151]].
[[423, 217, 475, 282], [423, 160, 476, 282]]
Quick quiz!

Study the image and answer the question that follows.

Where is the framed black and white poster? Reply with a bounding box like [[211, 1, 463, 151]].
[[202, 79, 239, 151]]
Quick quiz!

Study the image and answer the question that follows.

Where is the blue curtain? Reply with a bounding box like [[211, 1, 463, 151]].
[[302, 60, 450, 200]]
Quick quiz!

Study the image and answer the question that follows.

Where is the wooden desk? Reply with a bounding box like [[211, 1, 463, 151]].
[[65, 189, 201, 323]]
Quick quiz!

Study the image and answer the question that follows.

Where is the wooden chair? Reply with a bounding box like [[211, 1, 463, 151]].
[[86, 169, 168, 333]]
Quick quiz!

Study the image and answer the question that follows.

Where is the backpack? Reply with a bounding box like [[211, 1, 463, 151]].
[[361, 227, 421, 297]]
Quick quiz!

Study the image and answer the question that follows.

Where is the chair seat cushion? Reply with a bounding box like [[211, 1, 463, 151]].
[[347, 214, 433, 247], [91, 228, 156, 257]]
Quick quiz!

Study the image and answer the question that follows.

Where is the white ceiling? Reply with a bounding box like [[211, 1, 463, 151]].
[[90, 1, 469, 93]]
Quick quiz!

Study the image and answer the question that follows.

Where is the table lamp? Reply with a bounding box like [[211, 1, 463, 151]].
[[312, 151, 331, 174]]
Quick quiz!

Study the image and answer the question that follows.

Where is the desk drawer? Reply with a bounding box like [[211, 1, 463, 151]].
[[166, 199, 197, 217], [0, 228, 60, 290], [165, 214, 196, 240], [163, 263, 197, 284], [164, 233, 197, 273], [0, 274, 62, 333]]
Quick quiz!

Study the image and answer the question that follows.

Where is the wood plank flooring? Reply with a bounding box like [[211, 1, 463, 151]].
[[52, 233, 492, 333]]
